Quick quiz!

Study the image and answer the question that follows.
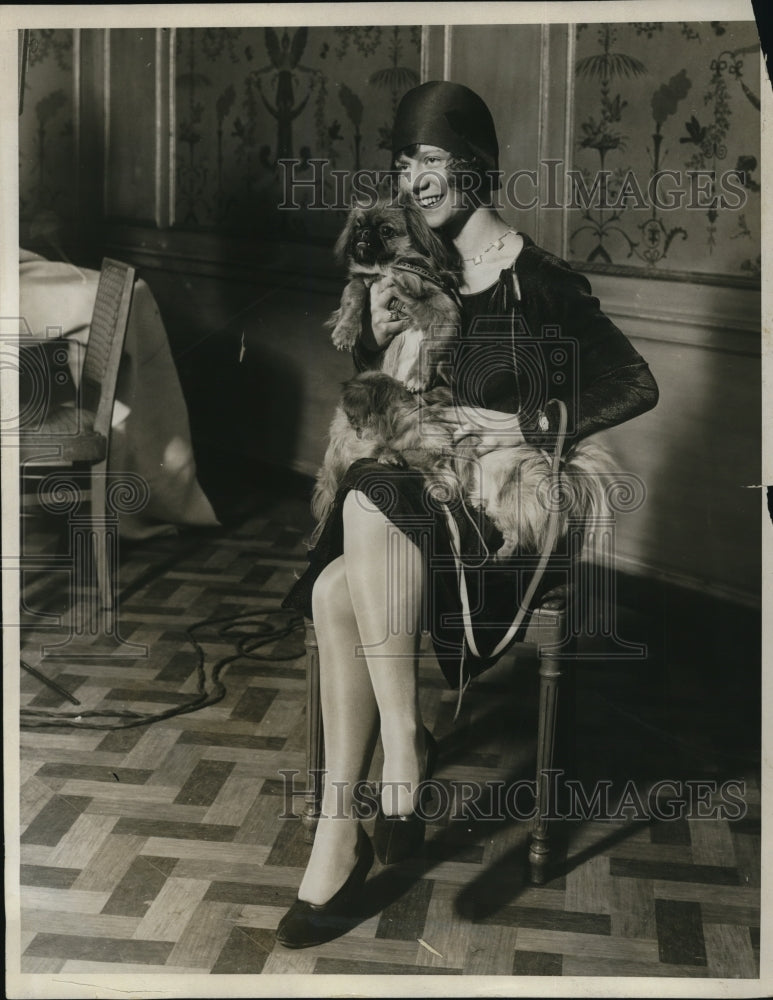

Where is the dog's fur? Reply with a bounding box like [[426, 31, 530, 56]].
[[326, 194, 461, 392], [453, 436, 618, 561], [311, 369, 617, 560], [310, 371, 456, 545]]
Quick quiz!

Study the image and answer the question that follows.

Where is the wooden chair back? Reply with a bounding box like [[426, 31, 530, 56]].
[[81, 258, 135, 438]]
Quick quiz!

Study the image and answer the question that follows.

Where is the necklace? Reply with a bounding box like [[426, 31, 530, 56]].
[[461, 228, 517, 265]]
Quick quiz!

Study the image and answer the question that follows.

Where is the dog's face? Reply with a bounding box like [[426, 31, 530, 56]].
[[338, 204, 413, 267], [334, 195, 455, 272], [340, 372, 414, 431]]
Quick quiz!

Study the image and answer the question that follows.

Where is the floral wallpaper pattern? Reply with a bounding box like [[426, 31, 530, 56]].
[[174, 26, 421, 242], [569, 21, 761, 279], [18, 24, 761, 283], [18, 29, 77, 252]]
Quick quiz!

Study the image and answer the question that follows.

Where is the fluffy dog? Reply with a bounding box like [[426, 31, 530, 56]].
[[326, 194, 461, 392], [454, 435, 618, 561], [311, 370, 617, 561], [310, 371, 456, 545]]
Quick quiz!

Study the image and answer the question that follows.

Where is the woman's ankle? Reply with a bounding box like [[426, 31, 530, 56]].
[[297, 816, 362, 904], [380, 727, 427, 816]]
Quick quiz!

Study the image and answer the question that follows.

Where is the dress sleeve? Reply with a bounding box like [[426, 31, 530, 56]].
[[518, 255, 659, 448], [351, 293, 388, 372], [352, 335, 385, 372]]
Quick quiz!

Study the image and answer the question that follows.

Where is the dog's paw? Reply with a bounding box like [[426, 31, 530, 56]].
[[330, 321, 360, 351], [493, 539, 518, 564], [404, 375, 429, 394], [377, 449, 406, 467]]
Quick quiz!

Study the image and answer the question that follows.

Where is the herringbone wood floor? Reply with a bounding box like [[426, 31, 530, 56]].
[[14, 473, 761, 979]]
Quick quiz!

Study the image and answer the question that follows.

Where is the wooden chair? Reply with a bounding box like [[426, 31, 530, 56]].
[[301, 579, 578, 886], [20, 258, 136, 611]]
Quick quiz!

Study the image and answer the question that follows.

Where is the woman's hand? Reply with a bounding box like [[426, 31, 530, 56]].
[[361, 279, 409, 351], [452, 406, 524, 455]]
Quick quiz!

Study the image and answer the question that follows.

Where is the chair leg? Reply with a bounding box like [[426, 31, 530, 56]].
[[555, 659, 577, 785], [90, 462, 114, 611], [528, 609, 572, 885], [302, 619, 324, 843]]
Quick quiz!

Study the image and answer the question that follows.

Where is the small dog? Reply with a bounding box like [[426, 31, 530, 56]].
[[310, 371, 617, 561], [310, 371, 456, 545], [326, 194, 461, 392], [454, 435, 618, 561]]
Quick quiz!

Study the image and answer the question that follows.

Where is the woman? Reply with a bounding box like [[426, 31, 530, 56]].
[[277, 81, 658, 948]]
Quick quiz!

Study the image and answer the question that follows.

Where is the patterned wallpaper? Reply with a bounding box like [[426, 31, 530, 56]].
[[18, 29, 77, 254], [568, 21, 761, 280], [17, 24, 761, 283], [174, 26, 421, 243]]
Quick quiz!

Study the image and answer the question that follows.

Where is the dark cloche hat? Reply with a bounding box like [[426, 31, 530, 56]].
[[391, 81, 500, 180]]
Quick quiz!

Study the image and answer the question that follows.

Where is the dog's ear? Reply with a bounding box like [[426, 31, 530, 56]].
[[345, 374, 395, 418], [376, 173, 399, 204], [333, 206, 361, 264], [340, 376, 370, 425], [403, 201, 452, 269], [371, 375, 401, 415]]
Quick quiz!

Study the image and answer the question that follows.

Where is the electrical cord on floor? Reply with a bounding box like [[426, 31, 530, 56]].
[[20, 607, 306, 730]]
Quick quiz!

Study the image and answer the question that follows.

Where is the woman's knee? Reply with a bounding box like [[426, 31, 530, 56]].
[[311, 556, 353, 623], [342, 488, 383, 527], [343, 489, 422, 565]]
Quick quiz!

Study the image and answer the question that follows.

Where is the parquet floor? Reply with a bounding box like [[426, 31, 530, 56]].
[[12, 473, 762, 981]]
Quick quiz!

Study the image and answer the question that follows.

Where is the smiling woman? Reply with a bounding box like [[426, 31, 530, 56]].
[[278, 79, 659, 949], [394, 146, 463, 223]]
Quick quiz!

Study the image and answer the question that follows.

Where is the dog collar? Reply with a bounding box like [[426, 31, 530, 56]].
[[392, 257, 461, 305]]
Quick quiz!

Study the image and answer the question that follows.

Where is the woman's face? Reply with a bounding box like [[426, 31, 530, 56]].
[[394, 144, 469, 230]]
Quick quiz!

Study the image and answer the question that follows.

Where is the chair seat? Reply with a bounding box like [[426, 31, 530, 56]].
[[20, 406, 107, 464]]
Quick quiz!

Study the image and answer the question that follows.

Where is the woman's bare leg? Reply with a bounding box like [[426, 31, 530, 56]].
[[342, 489, 427, 817], [297, 492, 428, 902], [297, 555, 379, 904]]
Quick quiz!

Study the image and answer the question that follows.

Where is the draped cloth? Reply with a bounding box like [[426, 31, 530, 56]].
[[19, 249, 219, 539]]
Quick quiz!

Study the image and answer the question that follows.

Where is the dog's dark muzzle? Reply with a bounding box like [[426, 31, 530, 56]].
[[354, 240, 375, 263]]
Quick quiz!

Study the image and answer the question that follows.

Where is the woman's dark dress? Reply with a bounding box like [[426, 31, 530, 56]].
[[282, 234, 658, 688]]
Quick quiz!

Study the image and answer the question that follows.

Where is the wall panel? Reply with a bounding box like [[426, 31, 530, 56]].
[[445, 23, 544, 239], [104, 29, 158, 224], [569, 21, 761, 282], [18, 28, 77, 255]]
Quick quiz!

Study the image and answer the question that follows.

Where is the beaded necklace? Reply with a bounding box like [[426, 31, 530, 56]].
[[461, 228, 518, 266]]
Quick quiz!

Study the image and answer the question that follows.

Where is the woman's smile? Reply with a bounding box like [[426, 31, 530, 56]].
[[394, 144, 464, 226]]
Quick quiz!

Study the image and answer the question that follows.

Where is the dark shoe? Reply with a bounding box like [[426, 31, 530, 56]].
[[374, 727, 438, 865], [275, 825, 374, 949]]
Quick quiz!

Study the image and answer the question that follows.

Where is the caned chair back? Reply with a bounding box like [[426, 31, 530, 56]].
[[81, 258, 135, 436]]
